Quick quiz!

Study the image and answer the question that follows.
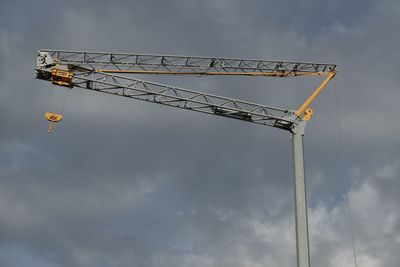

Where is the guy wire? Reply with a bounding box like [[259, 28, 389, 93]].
[[332, 77, 358, 267]]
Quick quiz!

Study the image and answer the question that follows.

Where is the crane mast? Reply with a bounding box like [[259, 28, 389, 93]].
[[35, 49, 337, 267]]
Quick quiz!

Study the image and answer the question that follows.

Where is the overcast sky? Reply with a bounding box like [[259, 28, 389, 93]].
[[1, 1, 400, 267]]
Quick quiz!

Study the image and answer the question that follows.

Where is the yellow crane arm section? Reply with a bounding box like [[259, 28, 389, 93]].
[[295, 70, 337, 117]]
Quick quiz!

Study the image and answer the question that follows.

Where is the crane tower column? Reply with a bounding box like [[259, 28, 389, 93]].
[[292, 121, 310, 267]]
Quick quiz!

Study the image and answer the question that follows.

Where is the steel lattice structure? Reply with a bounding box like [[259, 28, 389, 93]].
[[36, 50, 336, 132], [39, 49, 336, 77], [35, 49, 337, 267]]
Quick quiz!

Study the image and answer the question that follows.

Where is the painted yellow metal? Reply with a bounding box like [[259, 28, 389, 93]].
[[44, 112, 63, 122], [51, 69, 73, 87], [303, 108, 314, 121], [96, 69, 330, 77], [295, 70, 337, 117], [44, 112, 63, 134]]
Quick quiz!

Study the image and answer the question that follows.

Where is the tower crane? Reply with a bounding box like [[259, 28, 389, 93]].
[[35, 49, 337, 267]]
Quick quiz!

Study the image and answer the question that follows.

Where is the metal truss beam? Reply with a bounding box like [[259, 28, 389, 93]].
[[39, 49, 336, 77], [36, 69, 300, 131]]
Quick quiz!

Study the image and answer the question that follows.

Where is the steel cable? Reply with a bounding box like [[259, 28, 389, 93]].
[[332, 77, 358, 267]]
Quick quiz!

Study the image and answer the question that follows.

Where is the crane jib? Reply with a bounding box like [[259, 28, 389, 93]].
[[36, 50, 337, 132]]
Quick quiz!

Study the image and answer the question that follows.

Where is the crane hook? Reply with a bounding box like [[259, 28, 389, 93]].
[[44, 112, 63, 133]]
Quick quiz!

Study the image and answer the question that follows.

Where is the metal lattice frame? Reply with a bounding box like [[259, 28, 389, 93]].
[[39, 49, 336, 77], [39, 69, 300, 131], [35, 50, 337, 132]]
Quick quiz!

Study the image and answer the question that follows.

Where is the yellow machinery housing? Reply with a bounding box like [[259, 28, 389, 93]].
[[51, 69, 73, 87]]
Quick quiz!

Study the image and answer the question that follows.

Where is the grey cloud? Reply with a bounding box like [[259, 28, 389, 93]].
[[0, 0, 400, 266]]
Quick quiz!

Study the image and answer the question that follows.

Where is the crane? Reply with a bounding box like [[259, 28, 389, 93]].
[[35, 49, 337, 267]]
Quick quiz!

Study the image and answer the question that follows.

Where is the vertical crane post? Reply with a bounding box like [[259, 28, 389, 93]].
[[292, 121, 310, 267]]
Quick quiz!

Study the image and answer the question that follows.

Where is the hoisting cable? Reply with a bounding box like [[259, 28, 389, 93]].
[[332, 77, 358, 267], [44, 84, 70, 134], [60, 85, 71, 116], [45, 83, 59, 134], [47, 83, 54, 112]]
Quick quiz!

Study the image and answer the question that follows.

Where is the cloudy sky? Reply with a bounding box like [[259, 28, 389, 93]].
[[1, 0, 400, 267]]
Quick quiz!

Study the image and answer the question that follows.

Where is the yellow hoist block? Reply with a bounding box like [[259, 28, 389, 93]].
[[51, 69, 73, 87], [303, 108, 314, 122], [44, 112, 63, 133]]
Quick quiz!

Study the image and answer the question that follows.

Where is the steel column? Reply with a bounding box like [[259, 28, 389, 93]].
[[292, 122, 310, 267]]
